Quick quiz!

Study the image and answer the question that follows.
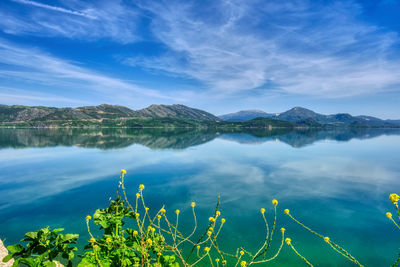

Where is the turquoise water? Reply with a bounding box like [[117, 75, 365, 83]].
[[0, 128, 399, 266]]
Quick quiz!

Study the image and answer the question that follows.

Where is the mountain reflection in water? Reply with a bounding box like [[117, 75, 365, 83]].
[[0, 127, 399, 150]]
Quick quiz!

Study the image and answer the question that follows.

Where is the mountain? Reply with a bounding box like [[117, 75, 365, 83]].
[[132, 104, 220, 121], [219, 110, 274, 122], [219, 106, 400, 127], [277, 107, 326, 122], [0, 104, 219, 123], [0, 104, 135, 122]]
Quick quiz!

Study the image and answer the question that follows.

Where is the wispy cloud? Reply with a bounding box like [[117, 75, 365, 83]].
[[11, 0, 96, 19], [125, 0, 400, 98], [0, 86, 87, 106], [1, 0, 139, 43], [0, 40, 181, 106]]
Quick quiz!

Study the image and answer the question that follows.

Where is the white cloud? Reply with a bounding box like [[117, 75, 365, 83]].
[[0, 40, 181, 105], [11, 0, 96, 19], [126, 0, 400, 98], [1, 0, 139, 43]]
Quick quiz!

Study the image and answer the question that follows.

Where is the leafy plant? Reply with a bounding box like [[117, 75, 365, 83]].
[[2, 226, 78, 267]]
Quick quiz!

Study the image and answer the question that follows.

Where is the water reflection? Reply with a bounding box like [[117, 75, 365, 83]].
[[0, 127, 399, 149]]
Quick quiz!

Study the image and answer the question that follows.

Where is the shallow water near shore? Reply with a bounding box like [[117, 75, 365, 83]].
[[0, 127, 399, 266]]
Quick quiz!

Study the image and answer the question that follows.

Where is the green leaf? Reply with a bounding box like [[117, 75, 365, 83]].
[[7, 244, 24, 254], [48, 249, 59, 260], [43, 261, 57, 267], [52, 228, 64, 234], [23, 231, 38, 240], [2, 254, 13, 262], [32, 244, 47, 255], [63, 234, 79, 242], [68, 251, 75, 260], [12, 258, 20, 267], [77, 258, 97, 267], [18, 258, 37, 266]]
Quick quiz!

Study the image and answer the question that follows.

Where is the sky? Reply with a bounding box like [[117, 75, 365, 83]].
[[0, 0, 399, 118]]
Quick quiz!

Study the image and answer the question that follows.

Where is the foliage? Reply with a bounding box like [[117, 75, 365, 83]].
[[2, 226, 78, 267]]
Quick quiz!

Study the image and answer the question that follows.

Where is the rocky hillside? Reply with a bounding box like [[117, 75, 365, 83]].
[[0, 104, 134, 122], [0, 104, 220, 122], [132, 104, 220, 121]]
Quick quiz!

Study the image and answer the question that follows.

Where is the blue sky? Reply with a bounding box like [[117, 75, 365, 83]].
[[0, 0, 399, 118]]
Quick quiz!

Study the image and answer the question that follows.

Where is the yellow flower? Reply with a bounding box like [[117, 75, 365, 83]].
[[135, 213, 140, 219], [136, 193, 140, 198], [86, 215, 91, 221], [133, 230, 138, 236], [93, 245, 99, 250], [324, 237, 330, 243], [284, 209, 290, 215], [280, 227, 285, 233], [146, 238, 152, 245], [160, 208, 166, 214], [389, 194, 400, 204], [176, 209, 180, 215], [145, 207, 149, 212], [90, 237, 96, 244], [204, 247, 210, 252], [207, 231, 212, 236], [260, 208, 265, 214], [157, 252, 162, 257], [106, 237, 112, 243], [197, 245, 200, 250], [191, 202, 196, 207], [215, 258, 220, 262], [121, 169, 126, 175], [387, 212, 393, 219], [240, 250, 244, 256], [139, 184, 145, 191], [216, 211, 221, 216], [240, 261, 247, 267], [157, 215, 161, 220], [221, 218, 226, 223], [272, 199, 278, 206], [209, 217, 215, 222], [222, 260, 227, 265], [285, 238, 291, 245]]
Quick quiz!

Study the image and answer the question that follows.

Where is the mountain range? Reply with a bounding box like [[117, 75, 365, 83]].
[[219, 107, 399, 127], [0, 104, 399, 127], [0, 104, 219, 122]]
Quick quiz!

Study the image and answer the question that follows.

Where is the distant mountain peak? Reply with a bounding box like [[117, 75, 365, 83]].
[[286, 107, 316, 113], [219, 106, 399, 127], [219, 110, 274, 122], [132, 104, 220, 121]]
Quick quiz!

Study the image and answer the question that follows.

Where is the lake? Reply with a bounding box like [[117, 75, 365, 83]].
[[0, 127, 399, 266]]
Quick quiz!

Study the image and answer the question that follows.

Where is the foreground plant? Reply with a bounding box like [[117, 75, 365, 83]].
[[77, 170, 288, 266], [2, 226, 78, 267], [386, 193, 400, 267]]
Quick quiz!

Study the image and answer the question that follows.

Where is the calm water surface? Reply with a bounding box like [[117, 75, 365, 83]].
[[0, 128, 399, 266]]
